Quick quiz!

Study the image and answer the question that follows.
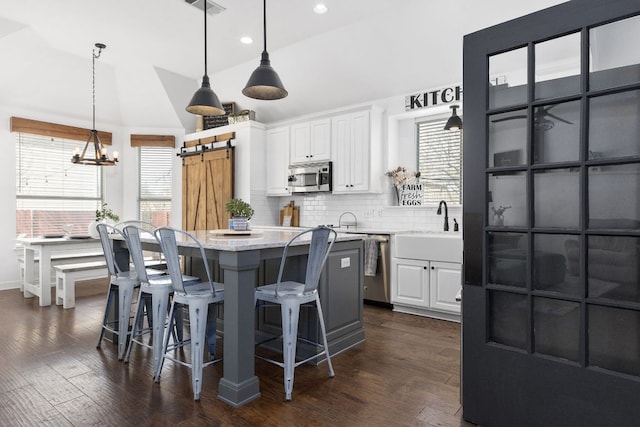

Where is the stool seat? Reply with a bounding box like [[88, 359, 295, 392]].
[[256, 282, 314, 299]]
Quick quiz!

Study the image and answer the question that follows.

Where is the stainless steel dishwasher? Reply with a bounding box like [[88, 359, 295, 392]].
[[363, 234, 391, 305]]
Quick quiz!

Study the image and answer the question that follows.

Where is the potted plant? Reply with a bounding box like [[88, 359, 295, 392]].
[[225, 198, 254, 231], [88, 203, 120, 237], [95, 202, 120, 223]]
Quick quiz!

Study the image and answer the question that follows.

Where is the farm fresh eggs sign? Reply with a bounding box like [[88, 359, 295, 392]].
[[399, 183, 423, 206]]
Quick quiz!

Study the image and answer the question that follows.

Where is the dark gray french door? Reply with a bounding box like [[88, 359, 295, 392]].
[[462, 1, 640, 426]]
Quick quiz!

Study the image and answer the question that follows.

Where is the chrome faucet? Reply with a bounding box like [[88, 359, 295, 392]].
[[437, 200, 449, 231], [338, 211, 358, 229]]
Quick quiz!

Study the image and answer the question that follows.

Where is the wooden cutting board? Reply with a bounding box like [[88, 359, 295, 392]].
[[292, 206, 299, 226], [279, 202, 299, 226]]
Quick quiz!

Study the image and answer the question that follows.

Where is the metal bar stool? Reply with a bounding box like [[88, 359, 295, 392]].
[[153, 227, 224, 401], [255, 226, 337, 400], [122, 225, 187, 374], [95, 223, 140, 360]]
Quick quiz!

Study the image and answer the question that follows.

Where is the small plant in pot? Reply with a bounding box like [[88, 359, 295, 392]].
[[225, 198, 254, 231], [88, 203, 120, 238], [96, 203, 120, 223]]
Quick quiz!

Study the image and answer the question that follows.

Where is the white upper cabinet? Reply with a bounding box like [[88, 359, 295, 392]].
[[266, 126, 291, 196], [290, 118, 331, 164], [331, 107, 382, 194]]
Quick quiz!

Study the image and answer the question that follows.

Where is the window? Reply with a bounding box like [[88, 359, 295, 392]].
[[417, 118, 462, 204], [16, 133, 102, 237], [139, 146, 172, 227]]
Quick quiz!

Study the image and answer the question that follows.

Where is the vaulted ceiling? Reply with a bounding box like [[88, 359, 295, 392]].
[[0, 0, 566, 132]]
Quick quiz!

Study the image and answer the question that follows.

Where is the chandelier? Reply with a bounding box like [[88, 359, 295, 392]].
[[71, 43, 118, 166]]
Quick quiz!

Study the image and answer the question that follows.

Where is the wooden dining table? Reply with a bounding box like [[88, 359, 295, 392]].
[[120, 227, 365, 407], [17, 236, 102, 307]]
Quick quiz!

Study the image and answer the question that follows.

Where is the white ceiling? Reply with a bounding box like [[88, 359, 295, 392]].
[[0, 0, 567, 132]]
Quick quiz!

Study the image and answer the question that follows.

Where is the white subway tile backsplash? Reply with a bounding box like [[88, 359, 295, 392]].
[[266, 187, 462, 232]]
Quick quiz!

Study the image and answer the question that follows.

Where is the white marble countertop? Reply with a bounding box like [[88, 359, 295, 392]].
[[144, 228, 364, 252], [254, 225, 413, 235]]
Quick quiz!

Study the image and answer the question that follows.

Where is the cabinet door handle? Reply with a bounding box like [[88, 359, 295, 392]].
[[431, 266, 435, 270], [424, 266, 427, 270]]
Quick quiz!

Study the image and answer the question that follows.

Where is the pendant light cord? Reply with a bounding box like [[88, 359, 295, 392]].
[[203, 2, 208, 76], [92, 47, 97, 131], [263, 0, 267, 53], [92, 44, 104, 131]]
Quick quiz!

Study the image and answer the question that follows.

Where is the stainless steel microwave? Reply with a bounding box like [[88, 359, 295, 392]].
[[288, 162, 332, 193]]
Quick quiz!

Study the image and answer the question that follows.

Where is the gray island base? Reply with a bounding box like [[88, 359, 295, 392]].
[[133, 228, 365, 407]]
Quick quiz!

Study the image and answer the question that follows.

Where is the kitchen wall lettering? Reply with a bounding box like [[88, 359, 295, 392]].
[[405, 85, 462, 111]]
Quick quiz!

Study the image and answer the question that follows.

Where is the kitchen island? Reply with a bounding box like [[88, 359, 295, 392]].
[[130, 228, 365, 407]]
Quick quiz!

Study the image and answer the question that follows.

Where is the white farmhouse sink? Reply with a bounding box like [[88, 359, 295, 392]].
[[394, 232, 462, 263]]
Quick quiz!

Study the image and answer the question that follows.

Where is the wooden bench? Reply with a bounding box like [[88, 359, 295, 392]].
[[53, 258, 167, 309], [18, 251, 105, 290], [55, 261, 109, 309]]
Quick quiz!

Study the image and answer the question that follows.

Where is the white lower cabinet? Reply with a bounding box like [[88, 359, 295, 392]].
[[391, 258, 461, 322], [392, 258, 429, 307], [429, 261, 462, 314]]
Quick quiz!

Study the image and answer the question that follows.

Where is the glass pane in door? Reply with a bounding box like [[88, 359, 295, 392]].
[[488, 232, 528, 288], [588, 304, 640, 376], [589, 90, 640, 160], [588, 163, 640, 229], [590, 15, 640, 91], [535, 32, 581, 100], [532, 100, 581, 164], [534, 297, 580, 361], [488, 110, 527, 167], [488, 172, 527, 227], [534, 168, 580, 228], [588, 235, 640, 302], [533, 234, 580, 296], [489, 290, 528, 349], [489, 47, 528, 109]]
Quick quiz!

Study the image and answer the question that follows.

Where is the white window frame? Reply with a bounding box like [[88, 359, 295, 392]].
[[416, 118, 463, 205], [138, 146, 173, 227], [16, 133, 103, 237]]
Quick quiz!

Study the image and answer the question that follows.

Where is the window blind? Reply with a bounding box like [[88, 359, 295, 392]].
[[16, 133, 102, 237], [417, 119, 462, 204], [139, 146, 172, 226]]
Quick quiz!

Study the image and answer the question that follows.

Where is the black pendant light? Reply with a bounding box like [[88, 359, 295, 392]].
[[186, 0, 225, 116], [444, 105, 463, 131], [242, 0, 288, 100], [71, 43, 119, 166]]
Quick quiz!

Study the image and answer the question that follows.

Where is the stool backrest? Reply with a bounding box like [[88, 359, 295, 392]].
[[154, 227, 216, 295], [96, 222, 127, 276], [122, 225, 153, 283], [277, 226, 337, 295], [116, 220, 155, 233]]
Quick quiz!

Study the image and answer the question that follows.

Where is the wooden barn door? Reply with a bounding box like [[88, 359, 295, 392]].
[[182, 146, 234, 231]]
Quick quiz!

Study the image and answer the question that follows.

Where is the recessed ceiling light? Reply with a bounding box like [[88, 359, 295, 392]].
[[240, 36, 253, 44], [313, 3, 328, 14]]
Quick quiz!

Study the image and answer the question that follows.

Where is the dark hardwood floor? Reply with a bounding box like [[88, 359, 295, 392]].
[[0, 281, 473, 427]]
